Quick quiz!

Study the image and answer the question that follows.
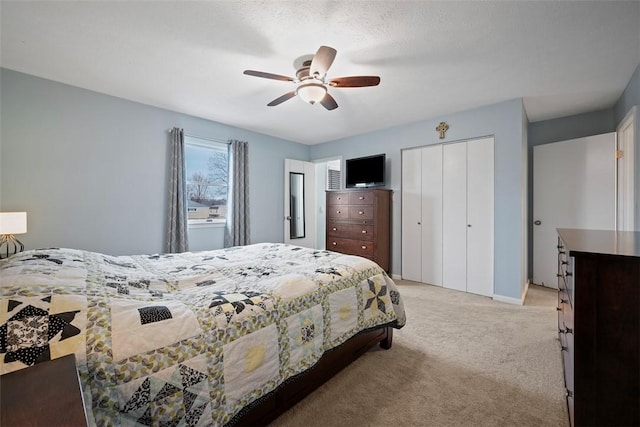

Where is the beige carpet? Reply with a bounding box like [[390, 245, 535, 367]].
[[270, 281, 568, 427]]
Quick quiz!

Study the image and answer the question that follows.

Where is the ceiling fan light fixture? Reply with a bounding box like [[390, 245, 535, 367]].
[[296, 82, 327, 105]]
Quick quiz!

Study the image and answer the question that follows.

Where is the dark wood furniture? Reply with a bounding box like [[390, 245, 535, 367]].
[[556, 228, 639, 427], [0, 354, 88, 426], [232, 325, 393, 426], [326, 188, 391, 271]]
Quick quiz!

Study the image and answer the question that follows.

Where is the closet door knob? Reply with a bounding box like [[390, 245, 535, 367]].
[[361, 230, 367, 234]]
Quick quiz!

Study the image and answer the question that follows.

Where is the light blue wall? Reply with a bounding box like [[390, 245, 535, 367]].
[[311, 98, 527, 300], [614, 63, 639, 125], [0, 68, 309, 255], [528, 109, 615, 147]]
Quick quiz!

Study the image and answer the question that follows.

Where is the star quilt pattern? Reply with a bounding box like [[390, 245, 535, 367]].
[[0, 243, 406, 426]]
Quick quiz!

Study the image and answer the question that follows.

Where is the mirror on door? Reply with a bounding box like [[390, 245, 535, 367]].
[[289, 172, 305, 239]]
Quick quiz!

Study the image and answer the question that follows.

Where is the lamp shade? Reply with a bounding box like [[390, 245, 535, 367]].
[[0, 212, 27, 235], [296, 83, 327, 104]]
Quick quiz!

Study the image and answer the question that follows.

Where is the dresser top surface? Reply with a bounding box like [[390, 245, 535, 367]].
[[558, 228, 640, 258]]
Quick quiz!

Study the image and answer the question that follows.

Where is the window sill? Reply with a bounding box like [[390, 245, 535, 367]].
[[188, 219, 226, 229]]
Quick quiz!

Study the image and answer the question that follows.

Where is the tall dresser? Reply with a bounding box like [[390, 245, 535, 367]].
[[556, 228, 639, 427], [326, 188, 391, 271]]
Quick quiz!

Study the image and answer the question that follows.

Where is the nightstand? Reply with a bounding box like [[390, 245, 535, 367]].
[[1, 354, 88, 426]]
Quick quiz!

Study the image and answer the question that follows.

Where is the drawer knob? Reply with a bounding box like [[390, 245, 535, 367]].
[[361, 246, 367, 249], [337, 197, 341, 200], [361, 230, 367, 234], [358, 211, 364, 215], [332, 242, 337, 246], [359, 196, 365, 200], [332, 227, 337, 231], [336, 210, 341, 214]]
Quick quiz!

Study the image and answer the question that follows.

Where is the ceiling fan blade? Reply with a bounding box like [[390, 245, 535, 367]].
[[267, 91, 296, 106], [244, 70, 295, 82], [310, 45, 337, 77], [320, 93, 338, 111], [329, 76, 381, 88]]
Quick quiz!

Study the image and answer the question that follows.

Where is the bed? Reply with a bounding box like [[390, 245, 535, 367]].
[[0, 243, 406, 426]]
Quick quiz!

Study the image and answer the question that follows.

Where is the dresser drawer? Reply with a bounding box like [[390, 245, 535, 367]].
[[349, 190, 375, 205], [327, 192, 349, 205], [327, 238, 375, 257], [558, 290, 573, 331], [561, 332, 574, 395], [327, 223, 374, 240], [327, 206, 349, 219], [349, 206, 374, 220]]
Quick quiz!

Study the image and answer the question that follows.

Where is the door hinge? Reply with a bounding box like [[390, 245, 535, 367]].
[[615, 150, 623, 159]]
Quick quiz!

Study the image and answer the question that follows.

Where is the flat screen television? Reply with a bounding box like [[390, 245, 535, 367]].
[[346, 154, 386, 188]]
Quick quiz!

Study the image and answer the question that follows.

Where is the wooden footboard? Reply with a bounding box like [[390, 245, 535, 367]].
[[231, 326, 393, 426]]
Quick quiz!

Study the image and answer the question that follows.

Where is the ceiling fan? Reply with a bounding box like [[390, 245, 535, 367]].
[[243, 46, 380, 111]]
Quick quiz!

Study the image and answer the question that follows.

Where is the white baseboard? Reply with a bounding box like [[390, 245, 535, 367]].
[[391, 274, 402, 281], [492, 293, 524, 305], [492, 280, 529, 306]]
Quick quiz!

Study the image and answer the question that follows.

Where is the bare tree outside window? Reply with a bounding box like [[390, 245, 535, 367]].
[[185, 138, 228, 221]]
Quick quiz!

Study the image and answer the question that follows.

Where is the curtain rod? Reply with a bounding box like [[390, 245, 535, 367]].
[[167, 128, 230, 145]]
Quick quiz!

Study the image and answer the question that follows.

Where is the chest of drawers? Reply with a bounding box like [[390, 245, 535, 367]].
[[326, 189, 391, 271], [556, 228, 639, 426]]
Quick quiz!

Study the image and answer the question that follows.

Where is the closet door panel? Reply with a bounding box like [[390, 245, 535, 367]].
[[442, 142, 467, 292], [401, 148, 422, 282], [466, 137, 494, 297], [421, 145, 443, 286]]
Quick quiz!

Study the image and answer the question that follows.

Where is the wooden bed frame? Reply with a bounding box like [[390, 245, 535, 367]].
[[231, 325, 394, 426]]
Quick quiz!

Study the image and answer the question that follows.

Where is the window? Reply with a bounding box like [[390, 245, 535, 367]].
[[185, 136, 228, 225]]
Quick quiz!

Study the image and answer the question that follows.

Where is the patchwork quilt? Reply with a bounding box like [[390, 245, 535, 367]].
[[0, 243, 406, 426]]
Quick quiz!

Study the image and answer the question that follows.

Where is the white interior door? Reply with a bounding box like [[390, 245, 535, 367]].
[[401, 148, 423, 282], [421, 145, 443, 286], [616, 107, 636, 231], [466, 137, 494, 297], [284, 158, 316, 248], [533, 133, 616, 288], [442, 142, 467, 292]]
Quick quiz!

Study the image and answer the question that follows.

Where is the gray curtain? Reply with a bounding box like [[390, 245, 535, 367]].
[[166, 127, 189, 253], [225, 140, 250, 247]]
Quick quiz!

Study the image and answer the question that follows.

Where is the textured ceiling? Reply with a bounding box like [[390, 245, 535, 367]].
[[1, 1, 638, 145]]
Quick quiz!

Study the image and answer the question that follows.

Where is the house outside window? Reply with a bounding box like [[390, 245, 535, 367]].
[[185, 136, 228, 226]]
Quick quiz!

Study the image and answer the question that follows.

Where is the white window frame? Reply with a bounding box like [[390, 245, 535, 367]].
[[185, 136, 228, 229]]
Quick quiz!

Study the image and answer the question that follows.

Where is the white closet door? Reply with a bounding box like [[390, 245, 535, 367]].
[[466, 137, 494, 296], [421, 145, 443, 286], [442, 142, 467, 292], [401, 148, 423, 282]]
